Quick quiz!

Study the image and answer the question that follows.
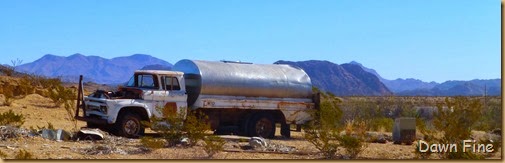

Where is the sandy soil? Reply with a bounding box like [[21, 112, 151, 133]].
[[0, 94, 502, 160]]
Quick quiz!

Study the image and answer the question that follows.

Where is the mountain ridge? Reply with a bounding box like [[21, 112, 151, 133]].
[[17, 53, 173, 84]]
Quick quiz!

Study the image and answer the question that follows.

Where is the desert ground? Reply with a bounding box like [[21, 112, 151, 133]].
[[0, 94, 502, 160]]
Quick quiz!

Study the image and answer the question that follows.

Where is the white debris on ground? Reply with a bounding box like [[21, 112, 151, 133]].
[[248, 137, 297, 153], [76, 130, 149, 155], [0, 125, 31, 140]]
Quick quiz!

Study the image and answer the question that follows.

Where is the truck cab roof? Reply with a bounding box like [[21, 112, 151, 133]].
[[134, 70, 184, 75]]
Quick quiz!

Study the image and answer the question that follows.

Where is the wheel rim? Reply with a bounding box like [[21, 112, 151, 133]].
[[124, 119, 138, 135], [255, 118, 273, 137]]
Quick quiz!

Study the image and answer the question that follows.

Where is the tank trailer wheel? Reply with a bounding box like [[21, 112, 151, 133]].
[[86, 122, 100, 128], [249, 113, 276, 138], [114, 113, 145, 138], [280, 123, 291, 138]]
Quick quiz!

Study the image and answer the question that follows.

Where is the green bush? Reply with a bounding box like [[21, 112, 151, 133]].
[[183, 110, 211, 146], [340, 120, 367, 159], [203, 135, 225, 158], [339, 135, 363, 159], [303, 95, 343, 159], [416, 97, 485, 159], [147, 105, 211, 147], [370, 117, 393, 132], [148, 106, 186, 147], [48, 84, 75, 107], [0, 110, 25, 127]]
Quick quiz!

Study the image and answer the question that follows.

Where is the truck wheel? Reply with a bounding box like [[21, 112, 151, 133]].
[[114, 113, 145, 138], [86, 122, 99, 128], [248, 113, 275, 138], [280, 123, 291, 138], [239, 113, 253, 136]]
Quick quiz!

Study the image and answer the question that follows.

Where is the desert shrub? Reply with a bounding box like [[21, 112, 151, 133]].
[[474, 97, 502, 131], [304, 94, 343, 159], [146, 105, 212, 147], [18, 76, 34, 96], [14, 149, 34, 159], [149, 107, 185, 147], [41, 122, 55, 130], [203, 135, 225, 158], [1, 84, 15, 106], [339, 135, 362, 159], [369, 117, 393, 132], [140, 136, 166, 149], [48, 84, 75, 107], [340, 120, 367, 159], [183, 110, 211, 146], [37, 77, 62, 91], [0, 110, 25, 127], [63, 97, 77, 131], [416, 97, 485, 159]]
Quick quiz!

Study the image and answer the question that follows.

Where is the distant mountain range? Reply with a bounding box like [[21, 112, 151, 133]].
[[274, 60, 392, 96], [13, 54, 500, 96], [17, 53, 172, 84], [348, 61, 501, 96]]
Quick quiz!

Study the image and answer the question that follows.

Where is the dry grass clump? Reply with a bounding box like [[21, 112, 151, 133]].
[[14, 149, 34, 159], [0, 110, 25, 127], [140, 136, 166, 149]]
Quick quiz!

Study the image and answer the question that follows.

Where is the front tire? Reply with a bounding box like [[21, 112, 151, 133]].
[[114, 113, 145, 138], [248, 113, 275, 138]]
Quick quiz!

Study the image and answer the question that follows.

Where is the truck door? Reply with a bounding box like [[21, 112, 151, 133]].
[[157, 75, 188, 118]]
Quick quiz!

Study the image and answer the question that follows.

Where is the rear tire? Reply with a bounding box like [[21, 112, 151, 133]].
[[248, 113, 275, 138], [280, 123, 291, 138], [113, 113, 145, 138], [86, 122, 100, 128]]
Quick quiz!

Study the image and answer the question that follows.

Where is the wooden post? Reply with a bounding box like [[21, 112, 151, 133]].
[[75, 75, 83, 117]]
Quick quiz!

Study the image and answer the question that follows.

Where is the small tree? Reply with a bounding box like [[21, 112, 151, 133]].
[[3, 58, 22, 76], [339, 120, 367, 159], [416, 97, 485, 159], [183, 110, 211, 146], [303, 94, 343, 159], [203, 135, 225, 158], [146, 105, 211, 147]]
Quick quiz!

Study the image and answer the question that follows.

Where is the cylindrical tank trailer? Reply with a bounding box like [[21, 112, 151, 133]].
[[172, 59, 314, 106]]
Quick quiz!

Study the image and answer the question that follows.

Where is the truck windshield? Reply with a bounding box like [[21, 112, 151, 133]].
[[138, 74, 155, 88], [126, 76, 135, 87]]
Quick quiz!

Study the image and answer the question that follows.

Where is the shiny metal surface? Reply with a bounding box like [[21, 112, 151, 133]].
[[172, 59, 313, 105]]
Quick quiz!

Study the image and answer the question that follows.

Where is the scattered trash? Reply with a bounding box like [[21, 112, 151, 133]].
[[247, 137, 296, 153], [249, 137, 267, 149], [75, 128, 104, 141], [0, 125, 30, 140], [40, 129, 72, 141], [181, 137, 190, 146], [41, 129, 56, 140], [56, 129, 71, 141]]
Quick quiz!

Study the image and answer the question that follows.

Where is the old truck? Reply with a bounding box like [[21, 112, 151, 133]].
[[75, 59, 320, 138]]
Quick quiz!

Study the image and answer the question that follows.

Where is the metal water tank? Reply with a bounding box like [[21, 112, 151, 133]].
[[172, 59, 313, 106]]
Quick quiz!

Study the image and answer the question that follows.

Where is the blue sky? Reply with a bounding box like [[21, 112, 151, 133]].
[[0, 0, 500, 83]]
